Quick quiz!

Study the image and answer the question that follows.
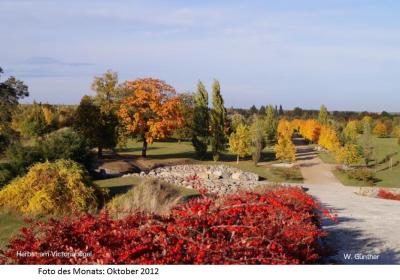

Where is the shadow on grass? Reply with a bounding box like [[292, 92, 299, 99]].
[[115, 146, 162, 154], [106, 185, 134, 198]]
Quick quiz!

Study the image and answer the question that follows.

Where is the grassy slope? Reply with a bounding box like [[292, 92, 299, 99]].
[[320, 137, 400, 187]]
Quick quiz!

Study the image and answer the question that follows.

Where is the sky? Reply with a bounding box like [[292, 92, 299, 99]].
[[1, 0, 400, 111]]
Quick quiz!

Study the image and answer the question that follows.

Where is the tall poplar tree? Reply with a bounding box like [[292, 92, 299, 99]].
[[210, 79, 227, 161], [318, 105, 329, 125], [191, 81, 209, 158], [265, 105, 278, 145]]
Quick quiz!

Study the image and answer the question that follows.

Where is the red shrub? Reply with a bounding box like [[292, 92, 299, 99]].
[[0, 188, 336, 264], [377, 189, 400, 201]]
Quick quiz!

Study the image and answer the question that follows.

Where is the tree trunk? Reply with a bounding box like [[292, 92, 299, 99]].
[[98, 146, 103, 158], [142, 139, 147, 157], [236, 154, 239, 164]]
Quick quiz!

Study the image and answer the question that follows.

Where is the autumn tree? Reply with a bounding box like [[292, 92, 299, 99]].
[[191, 81, 209, 158], [336, 144, 362, 166], [275, 119, 296, 162], [118, 78, 183, 157], [275, 133, 296, 163], [342, 120, 358, 144], [229, 124, 251, 164], [173, 92, 194, 142], [74, 96, 118, 157], [373, 122, 388, 138], [210, 79, 227, 161], [250, 116, 266, 165], [318, 125, 340, 152], [318, 105, 329, 125], [230, 113, 246, 132]]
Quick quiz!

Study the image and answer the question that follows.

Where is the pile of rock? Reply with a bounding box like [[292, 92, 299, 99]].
[[123, 164, 263, 194]]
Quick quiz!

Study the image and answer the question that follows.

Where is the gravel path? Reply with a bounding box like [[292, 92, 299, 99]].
[[296, 144, 400, 264]]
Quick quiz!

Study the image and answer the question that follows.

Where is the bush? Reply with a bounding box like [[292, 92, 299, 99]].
[[106, 179, 187, 217], [377, 189, 400, 201], [1, 187, 336, 264], [0, 159, 101, 216], [38, 128, 90, 165], [345, 168, 375, 183], [271, 167, 303, 181]]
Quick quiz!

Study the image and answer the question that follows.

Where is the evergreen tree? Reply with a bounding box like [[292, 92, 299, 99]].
[[210, 79, 227, 161], [258, 105, 266, 115], [191, 81, 209, 158], [249, 105, 258, 115], [318, 105, 329, 125], [278, 105, 284, 116]]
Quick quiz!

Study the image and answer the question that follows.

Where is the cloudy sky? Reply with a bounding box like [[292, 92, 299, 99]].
[[1, 0, 400, 111]]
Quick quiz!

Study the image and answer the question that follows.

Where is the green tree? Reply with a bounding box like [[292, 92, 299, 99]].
[[13, 103, 48, 137], [362, 122, 375, 167], [250, 116, 266, 165], [318, 105, 329, 125], [191, 81, 209, 158], [0, 67, 29, 152], [229, 124, 251, 164], [39, 128, 90, 165], [210, 79, 227, 161], [74, 96, 117, 157], [265, 105, 277, 145], [91, 70, 122, 113], [342, 120, 358, 144]]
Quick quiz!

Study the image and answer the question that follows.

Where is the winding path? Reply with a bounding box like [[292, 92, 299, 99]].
[[295, 140, 400, 264]]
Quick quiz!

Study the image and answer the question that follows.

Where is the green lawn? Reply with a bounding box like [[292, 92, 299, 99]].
[[114, 140, 302, 183], [0, 213, 25, 250], [322, 137, 400, 187]]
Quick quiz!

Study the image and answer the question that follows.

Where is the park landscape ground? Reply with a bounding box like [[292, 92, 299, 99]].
[[1, 71, 400, 264]]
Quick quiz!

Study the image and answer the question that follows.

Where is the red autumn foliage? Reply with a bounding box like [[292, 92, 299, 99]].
[[0, 188, 336, 264], [377, 189, 400, 201]]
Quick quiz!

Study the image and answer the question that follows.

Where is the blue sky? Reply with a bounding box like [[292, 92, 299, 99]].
[[1, 0, 400, 111]]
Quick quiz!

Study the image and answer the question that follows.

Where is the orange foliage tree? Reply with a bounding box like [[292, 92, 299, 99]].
[[118, 78, 183, 157], [373, 122, 388, 138]]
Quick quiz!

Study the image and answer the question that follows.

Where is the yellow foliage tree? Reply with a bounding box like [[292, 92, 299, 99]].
[[318, 125, 340, 152], [275, 133, 296, 163], [228, 124, 251, 164], [277, 119, 294, 138], [0, 160, 100, 216], [118, 78, 184, 157], [335, 144, 361, 166], [299, 119, 321, 143], [373, 122, 388, 138], [343, 120, 358, 143]]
